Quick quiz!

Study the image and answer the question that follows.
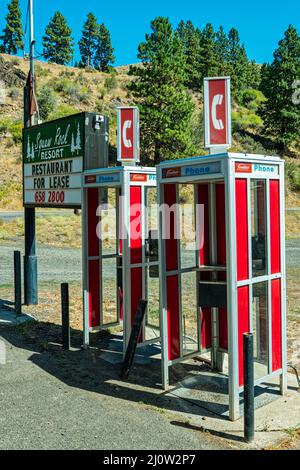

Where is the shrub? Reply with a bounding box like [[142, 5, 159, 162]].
[[37, 86, 58, 120], [104, 75, 118, 92], [51, 78, 69, 94], [0, 117, 22, 143], [232, 109, 263, 132], [10, 57, 20, 66], [98, 87, 105, 100], [108, 67, 118, 76], [0, 117, 11, 133], [75, 72, 86, 85], [59, 69, 75, 78], [10, 121, 23, 143], [65, 85, 89, 104], [240, 89, 265, 112], [285, 161, 300, 192], [0, 181, 22, 207], [232, 132, 267, 155], [85, 66, 96, 74], [48, 104, 78, 120], [35, 65, 50, 78], [96, 98, 105, 113], [9, 88, 20, 100]]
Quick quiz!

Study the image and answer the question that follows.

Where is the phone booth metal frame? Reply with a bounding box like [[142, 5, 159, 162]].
[[82, 166, 159, 354], [157, 152, 286, 421]]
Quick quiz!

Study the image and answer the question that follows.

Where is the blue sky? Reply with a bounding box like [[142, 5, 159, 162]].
[[0, 0, 299, 66]]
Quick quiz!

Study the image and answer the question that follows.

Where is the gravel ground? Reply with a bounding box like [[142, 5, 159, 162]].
[[0, 242, 82, 286], [1, 239, 300, 286]]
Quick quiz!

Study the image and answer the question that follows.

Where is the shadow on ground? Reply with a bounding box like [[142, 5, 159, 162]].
[[0, 316, 225, 421], [0, 298, 15, 313], [0, 310, 288, 446]]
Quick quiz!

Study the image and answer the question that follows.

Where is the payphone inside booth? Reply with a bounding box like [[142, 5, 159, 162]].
[[82, 166, 160, 354], [157, 152, 287, 421]]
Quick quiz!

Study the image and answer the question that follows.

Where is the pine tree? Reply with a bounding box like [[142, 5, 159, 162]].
[[94, 23, 115, 72], [176, 20, 202, 90], [78, 13, 98, 67], [129, 17, 195, 164], [42, 12, 74, 65], [199, 23, 219, 78], [0, 0, 24, 55], [227, 28, 249, 95], [259, 25, 300, 152], [246, 60, 261, 89], [215, 26, 230, 75]]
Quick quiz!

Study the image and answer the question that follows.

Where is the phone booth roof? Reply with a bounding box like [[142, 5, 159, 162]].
[[157, 152, 283, 184], [83, 165, 157, 188]]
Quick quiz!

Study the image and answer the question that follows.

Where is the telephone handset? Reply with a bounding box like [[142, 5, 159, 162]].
[[122, 120, 132, 148], [212, 94, 224, 130]]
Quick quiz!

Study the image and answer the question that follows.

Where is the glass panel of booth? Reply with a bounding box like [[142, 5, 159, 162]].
[[145, 272, 160, 340], [251, 180, 267, 278], [97, 187, 120, 327], [181, 271, 199, 355], [102, 256, 118, 325], [252, 281, 269, 379], [99, 187, 118, 256], [178, 184, 199, 355], [145, 186, 160, 340], [179, 184, 197, 269]]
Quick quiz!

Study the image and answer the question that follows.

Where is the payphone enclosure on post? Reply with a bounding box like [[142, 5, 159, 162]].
[[82, 166, 159, 354], [157, 152, 286, 421]]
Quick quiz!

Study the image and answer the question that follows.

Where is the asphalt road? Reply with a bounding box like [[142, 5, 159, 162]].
[[0, 210, 76, 221], [0, 327, 228, 450], [0, 239, 299, 287]]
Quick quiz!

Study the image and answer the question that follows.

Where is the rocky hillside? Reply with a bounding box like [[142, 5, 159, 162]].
[[0, 53, 300, 215]]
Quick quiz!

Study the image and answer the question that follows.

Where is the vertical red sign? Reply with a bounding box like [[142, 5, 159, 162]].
[[117, 107, 139, 162], [204, 77, 231, 148]]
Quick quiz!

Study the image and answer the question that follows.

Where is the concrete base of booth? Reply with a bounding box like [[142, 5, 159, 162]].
[[168, 366, 281, 419], [0, 299, 35, 326], [99, 334, 160, 365]]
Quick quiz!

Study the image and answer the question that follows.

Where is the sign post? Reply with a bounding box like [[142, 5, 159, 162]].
[[24, 0, 38, 305], [204, 77, 231, 154], [117, 106, 139, 164]]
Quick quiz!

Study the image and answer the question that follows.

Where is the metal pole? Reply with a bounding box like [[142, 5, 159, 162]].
[[29, 0, 35, 81], [24, 0, 38, 305], [14, 251, 22, 315], [61, 283, 70, 350], [244, 333, 255, 443]]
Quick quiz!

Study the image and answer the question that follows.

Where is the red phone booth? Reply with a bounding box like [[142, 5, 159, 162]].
[[157, 152, 286, 421], [82, 166, 159, 354]]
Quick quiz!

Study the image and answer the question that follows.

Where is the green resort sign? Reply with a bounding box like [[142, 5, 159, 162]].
[[23, 114, 85, 207]]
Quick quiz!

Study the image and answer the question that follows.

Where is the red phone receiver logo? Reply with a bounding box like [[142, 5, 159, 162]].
[[212, 94, 224, 130], [122, 120, 132, 148], [204, 78, 230, 148], [118, 107, 139, 161]]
